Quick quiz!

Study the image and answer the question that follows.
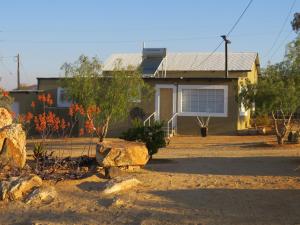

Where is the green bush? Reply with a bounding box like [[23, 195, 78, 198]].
[[121, 121, 166, 157]]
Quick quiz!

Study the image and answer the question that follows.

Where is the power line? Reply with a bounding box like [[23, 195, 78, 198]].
[[226, 0, 254, 37], [193, 0, 254, 69], [0, 31, 288, 45], [269, 30, 294, 61], [264, 0, 297, 60]]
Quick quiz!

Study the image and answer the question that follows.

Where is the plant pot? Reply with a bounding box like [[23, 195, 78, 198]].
[[200, 127, 208, 137]]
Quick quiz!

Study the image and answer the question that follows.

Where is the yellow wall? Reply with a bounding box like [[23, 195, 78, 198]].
[[236, 61, 259, 130]]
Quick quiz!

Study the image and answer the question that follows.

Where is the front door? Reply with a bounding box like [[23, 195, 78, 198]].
[[155, 85, 176, 122]]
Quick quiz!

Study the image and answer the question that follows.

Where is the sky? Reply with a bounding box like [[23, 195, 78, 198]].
[[0, 0, 299, 90]]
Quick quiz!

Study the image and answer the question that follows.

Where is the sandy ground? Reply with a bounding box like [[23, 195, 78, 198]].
[[1, 135, 300, 225]]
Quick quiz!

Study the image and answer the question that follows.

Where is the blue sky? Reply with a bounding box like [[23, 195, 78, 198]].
[[0, 0, 299, 90]]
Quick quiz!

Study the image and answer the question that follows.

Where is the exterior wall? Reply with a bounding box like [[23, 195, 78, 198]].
[[10, 91, 43, 116], [38, 78, 61, 106], [143, 78, 239, 135], [17, 64, 258, 137], [164, 70, 248, 79], [236, 62, 259, 130]]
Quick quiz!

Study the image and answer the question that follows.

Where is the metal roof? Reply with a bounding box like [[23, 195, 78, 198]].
[[103, 52, 258, 72]]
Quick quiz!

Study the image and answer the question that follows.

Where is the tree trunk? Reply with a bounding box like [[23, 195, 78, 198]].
[[98, 116, 110, 143], [276, 135, 284, 145], [272, 111, 293, 145]]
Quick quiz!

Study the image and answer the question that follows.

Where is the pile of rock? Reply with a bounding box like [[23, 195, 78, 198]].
[[96, 139, 149, 178], [0, 174, 56, 204], [0, 107, 27, 169]]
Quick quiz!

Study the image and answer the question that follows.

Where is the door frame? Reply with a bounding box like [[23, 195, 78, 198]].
[[155, 84, 177, 121]]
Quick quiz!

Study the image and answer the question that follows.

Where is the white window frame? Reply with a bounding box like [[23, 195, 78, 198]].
[[178, 85, 228, 117], [57, 87, 72, 108]]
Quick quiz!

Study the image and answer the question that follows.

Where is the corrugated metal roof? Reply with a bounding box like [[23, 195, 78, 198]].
[[103, 52, 258, 72]]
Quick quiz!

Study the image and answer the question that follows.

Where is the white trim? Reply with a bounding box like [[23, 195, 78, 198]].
[[155, 84, 176, 121], [178, 85, 228, 117], [57, 87, 72, 108]]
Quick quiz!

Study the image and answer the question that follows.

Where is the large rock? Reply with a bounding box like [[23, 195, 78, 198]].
[[96, 139, 149, 168], [102, 177, 141, 195], [25, 186, 57, 204], [0, 175, 43, 201], [8, 175, 43, 200], [0, 123, 26, 169], [0, 181, 10, 200], [0, 107, 13, 129]]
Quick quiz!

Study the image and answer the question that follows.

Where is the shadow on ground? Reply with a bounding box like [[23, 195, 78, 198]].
[[146, 156, 300, 176], [148, 188, 300, 224]]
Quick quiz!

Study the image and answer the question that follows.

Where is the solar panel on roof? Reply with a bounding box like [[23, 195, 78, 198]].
[[141, 57, 164, 77], [141, 48, 167, 77]]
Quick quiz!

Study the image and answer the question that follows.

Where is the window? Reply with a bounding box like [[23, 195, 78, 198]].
[[178, 85, 228, 117], [57, 87, 72, 108]]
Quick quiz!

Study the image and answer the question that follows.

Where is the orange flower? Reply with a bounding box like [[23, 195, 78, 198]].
[[34, 113, 47, 133], [18, 114, 25, 124], [38, 94, 47, 103], [46, 93, 53, 106], [2, 91, 9, 97], [85, 120, 95, 134], [31, 101, 36, 108], [25, 112, 33, 122], [79, 128, 84, 136], [68, 105, 74, 116], [61, 119, 66, 129]]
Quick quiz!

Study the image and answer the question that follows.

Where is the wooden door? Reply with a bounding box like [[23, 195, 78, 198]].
[[159, 88, 173, 122]]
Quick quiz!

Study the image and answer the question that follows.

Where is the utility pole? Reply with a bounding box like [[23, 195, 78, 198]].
[[221, 35, 231, 78], [16, 53, 20, 89]]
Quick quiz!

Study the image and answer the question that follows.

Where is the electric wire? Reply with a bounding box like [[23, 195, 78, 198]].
[[193, 0, 254, 69], [264, 0, 297, 60]]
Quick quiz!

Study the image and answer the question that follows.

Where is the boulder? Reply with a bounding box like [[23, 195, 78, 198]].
[[25, 186, 57, 204], [0, 123, 26, 169], [102, 177, 141, 195], [0, 181, 10, 200], [7, 175, 43, 200], [105, 167, 125, 179], [0, 107, 12, 129], [96, 139, 149, 168]]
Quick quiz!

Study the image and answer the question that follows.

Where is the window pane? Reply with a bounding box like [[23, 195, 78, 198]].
[[181, 87, 225, 114]]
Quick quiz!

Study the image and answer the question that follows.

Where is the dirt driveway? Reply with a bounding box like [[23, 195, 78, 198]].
[[1, 135, 300, 225]]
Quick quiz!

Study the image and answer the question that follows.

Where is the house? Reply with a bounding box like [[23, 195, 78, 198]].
[[103, 48, 260, 136], [9, 48, 260, 137]]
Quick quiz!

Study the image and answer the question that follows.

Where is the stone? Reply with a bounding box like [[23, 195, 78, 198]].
[[0, 107, 13, 129], [102, 177, 141, 195], [105, 167, 125, 179], [96, 139, 149, 168], [0, 123, 27, 169], [112, 197, 126, 207], [120, 165, 141, 172], [8, 175, 43, 200], [0, 181, 10, 200], [25, 186, 57, 204], [257, 127, 266, 135]]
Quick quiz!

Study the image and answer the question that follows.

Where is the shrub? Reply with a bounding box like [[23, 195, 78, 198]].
[[288, 131, 299, 144], [253, 114, 272, 127], [121, 121, 166, 157], [129, 107, 146, 121]]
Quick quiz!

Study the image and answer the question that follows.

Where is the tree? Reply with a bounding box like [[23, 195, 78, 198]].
[[61, 55, 152, 142], [238, 35, 300, 145], [292, 13, 300, 33], [0, 88, 13, 111]]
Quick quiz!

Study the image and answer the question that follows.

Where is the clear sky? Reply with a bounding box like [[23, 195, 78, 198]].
[[0, 0, 299, 90]]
